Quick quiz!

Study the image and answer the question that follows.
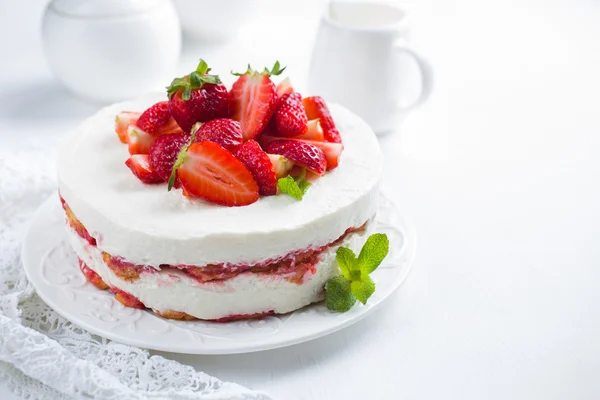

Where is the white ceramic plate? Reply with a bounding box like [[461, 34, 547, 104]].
[[22, 193, 416, 355]]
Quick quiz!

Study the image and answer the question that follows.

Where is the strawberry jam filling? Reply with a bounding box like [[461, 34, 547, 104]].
[[62, 196, 368, 285]]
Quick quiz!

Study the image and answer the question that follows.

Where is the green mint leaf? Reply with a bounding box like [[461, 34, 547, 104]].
[[357, 233, 389, 274], [196, 59, 209, 75], [326, 275, 356, 312], [350, 275, 376, 305], [336, 246, 357, 280], [167, 123, 200, 191], [277, 172, 311, 200], [277, 176, 303, 200]]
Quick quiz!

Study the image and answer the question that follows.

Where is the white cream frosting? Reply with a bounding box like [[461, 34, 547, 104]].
[[67, 223, 374, 319], [58, 93, 382, 267]]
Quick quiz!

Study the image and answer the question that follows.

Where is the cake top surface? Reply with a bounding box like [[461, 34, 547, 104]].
[[58, 93, 382, 265]]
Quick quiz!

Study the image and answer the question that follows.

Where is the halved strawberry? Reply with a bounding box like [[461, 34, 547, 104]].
[[295, 119, 325, 141], [267, 140, 327, 176], [267, 154, 294, 178], [167, 59, 230, 133], [149, 133, 191, 183], [177, 141, 259, 206], [196, 118, 243, 153], [236, 140, 277, 196], [274, 92, 308, 137], [261, 136, 342, 170], [137, 101, 182, 135], [276, 77, 294, 97], [229, 62, 285, 140], [125, 154, 163, 184], [302, 96, 342, 143], [126, 125, 155, 155], [115, 111, 140, 144]]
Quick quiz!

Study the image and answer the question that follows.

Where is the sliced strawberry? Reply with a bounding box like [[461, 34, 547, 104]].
[[267, 154, 294, 179], [236, 140, 278, 196], [126, 125, 156, 155], [267, 140, 327, 176], [125, 154, 163, 184], [229, 62, 285, 140], [149, 133, 191, 184], [276, 77, 294, 97], [115, 111, 140, 144], [178, 141, 259, 206], [261, 136, 342, 170], [137, 101, 182, 135], [167, 59, 229, 133], [295, 119, 325, 141], [299, 140, 343, 170], [196, 118, 243, 153], [302, 96, 342, 143]]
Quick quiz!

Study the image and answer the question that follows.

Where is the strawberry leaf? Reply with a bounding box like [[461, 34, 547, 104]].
[[357, 233, 389, 274], [326, 276, 356, 312], [166, 59, 222, 100], [350, 275, 376, 305]]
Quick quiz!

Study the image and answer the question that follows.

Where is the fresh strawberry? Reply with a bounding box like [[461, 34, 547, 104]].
[[79, 259, 109, 290], [196, 118, 243, 153], [267, 154, 294, 178], [177, 141, 259, 206], [229, 61, 285, 140], [115, 111, 140, 143], [126, 125, 156, 155], [274, 92, 308, 137], [302, 96, 342, 143], [295, 119, 325, 141], [137, 101, 182, 135], [276, 77, 294, 97], [298, 140, 343, 170], [148, 133, 191, 183], [261, 136, 342, 170], [167, 59, 229, 133], [236, 140, 278, 196], [267, 140, 327, 176], [125, 154, 163, 184]]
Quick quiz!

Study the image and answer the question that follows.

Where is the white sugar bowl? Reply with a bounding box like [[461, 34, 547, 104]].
[[42, 0, 181, 103]]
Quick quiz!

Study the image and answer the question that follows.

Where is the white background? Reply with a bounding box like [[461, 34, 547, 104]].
[[1, 0, 600, 398]]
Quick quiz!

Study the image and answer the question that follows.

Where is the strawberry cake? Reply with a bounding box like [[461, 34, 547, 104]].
[[57, 60, 383, 321]]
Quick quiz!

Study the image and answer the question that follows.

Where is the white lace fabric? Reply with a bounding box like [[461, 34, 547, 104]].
[[0, 146, 272, 400]]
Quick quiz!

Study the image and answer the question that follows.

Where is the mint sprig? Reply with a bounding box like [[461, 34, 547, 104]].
[[325, 233, 389, 312], [167, 122, 201, 191], [166, 59, 222, 101], [232, 61, 286, 77], [277, 169, 311, 200]]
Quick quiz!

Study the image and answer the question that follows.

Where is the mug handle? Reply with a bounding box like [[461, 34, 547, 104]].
[[393, 40, 434, 112]]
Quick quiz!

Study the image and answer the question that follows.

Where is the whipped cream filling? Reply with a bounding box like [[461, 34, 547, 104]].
[[67, 223, 374, 320], [58, 93, 382, 266]]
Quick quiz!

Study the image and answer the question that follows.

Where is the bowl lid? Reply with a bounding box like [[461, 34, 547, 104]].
[[48, 0, 167, 18]]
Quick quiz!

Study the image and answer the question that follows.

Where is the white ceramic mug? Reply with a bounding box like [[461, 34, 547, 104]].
[[308, 1, 433, 134]]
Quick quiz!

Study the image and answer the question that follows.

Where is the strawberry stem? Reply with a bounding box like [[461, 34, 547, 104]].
[[166, 59, 222, 100], [231, 61, 286, 77]]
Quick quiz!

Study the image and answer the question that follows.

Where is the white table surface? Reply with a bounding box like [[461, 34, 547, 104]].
[[2, 0, 600, 399]]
